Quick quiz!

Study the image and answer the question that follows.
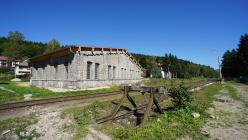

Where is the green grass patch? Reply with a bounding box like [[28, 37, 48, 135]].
[[0, 78, 213, 104], [238, 119, 248, 125], [224, 84, 240, 100], [144, 77, 213, 89], [0, 82, 118, 104], [0, 113, 40, 139]]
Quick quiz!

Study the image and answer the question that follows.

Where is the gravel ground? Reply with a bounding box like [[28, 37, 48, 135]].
[[201, 83, 248, 140]]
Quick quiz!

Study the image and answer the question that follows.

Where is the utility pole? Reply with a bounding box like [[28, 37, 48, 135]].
[[218, 56, 223, 84], [212, 49, 223, 84]]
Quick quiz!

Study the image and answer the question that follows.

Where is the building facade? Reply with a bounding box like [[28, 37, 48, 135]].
[[15, 60, 31, 76], [0, 56, 22, 69], [30, 46, 143, 89]]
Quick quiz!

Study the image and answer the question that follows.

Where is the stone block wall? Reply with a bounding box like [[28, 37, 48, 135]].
[[31, 50, 143, 89]]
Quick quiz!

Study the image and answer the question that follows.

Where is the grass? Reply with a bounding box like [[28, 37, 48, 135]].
[[0, 82, 118, 104], [0, 77, 211, 104], [56, 82, 246, 140], [58, 82, 219, 139], [100, 83, 239, 140], [60, 92, 153, 139], [224, 83, 240, 100], [0, 113, 40, 140], [60, 101, 110, 139], [108, 84, 221, 140], [238, 119, 248, 125], [144, 77, 214, 89]]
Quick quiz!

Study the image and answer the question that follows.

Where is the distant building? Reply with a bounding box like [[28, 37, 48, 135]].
[[15, 60, 31, 76], [0, 56, 8, 68], [165, 71, 172, 79], [30, 46, 143, 89], [0, 56, 22, 69], [12, 60, 22, 68]]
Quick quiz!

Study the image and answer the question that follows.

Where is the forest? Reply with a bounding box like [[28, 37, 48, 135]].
[[0, 31, 218, 78], [222, 33, 248, 80], [132, 53, 218, 78], [0, 31, 60, 60]]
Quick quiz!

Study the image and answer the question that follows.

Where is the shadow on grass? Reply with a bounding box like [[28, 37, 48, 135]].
[[0, 82, 10, 85]]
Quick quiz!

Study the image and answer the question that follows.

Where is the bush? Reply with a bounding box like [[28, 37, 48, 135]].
[[19, 74, 30, 82], [240, 76, 248, 83], [0, 68, 11, 74], [169, 85, 192, 109]]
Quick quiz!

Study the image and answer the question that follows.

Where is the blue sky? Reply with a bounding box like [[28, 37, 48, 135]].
[[1, 0, 248, 69]]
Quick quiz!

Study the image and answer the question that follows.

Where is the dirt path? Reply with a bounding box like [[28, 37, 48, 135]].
[[202, 83, 248, 140]]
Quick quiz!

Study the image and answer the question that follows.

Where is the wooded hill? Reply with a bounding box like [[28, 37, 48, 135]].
[[0, 31, 218, 78], [132, 53, 218, 78], [0, 31, 60, 60]]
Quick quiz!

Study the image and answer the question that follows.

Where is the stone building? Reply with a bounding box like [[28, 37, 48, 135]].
[[30, 46, 143, 89]]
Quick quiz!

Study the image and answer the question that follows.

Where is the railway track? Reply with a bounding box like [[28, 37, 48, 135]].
[[0, 81, 216, 112], [0, 91, 121, 111]]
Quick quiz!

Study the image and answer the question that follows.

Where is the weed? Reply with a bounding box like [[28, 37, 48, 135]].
[[238, 119, 248, 125], [169, 85, 192, 109], [224, 84, 240, 100], [61, 101, 109, 139], [0, 113, 39, 139], [110, 83, 223, 140]]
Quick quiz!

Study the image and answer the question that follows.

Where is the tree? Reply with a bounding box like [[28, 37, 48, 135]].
[[7, 31, 25, 43], [146, 57, 157, 77], [222, 50, 237, 78], [44, 39, 60, 53], [222, 33, 248, 79], [0, 31, 52, 60], [237, 34, 248, 75], [132, 53, 218, 78], [2, 31, 25, 60]]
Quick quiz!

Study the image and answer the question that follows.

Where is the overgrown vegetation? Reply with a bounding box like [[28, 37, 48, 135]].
[[144, 77, 213, 88], [60, 101, 109, 139], [60, 92, 152, 139], [169, 85, 192, 109], [0, 113, 40, 140], [102, 83, 239, 140]]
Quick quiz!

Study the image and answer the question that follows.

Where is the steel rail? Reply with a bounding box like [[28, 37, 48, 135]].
[[0, 91, 121, 111]]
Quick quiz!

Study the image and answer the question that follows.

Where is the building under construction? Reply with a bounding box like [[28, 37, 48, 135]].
[[30, 46, 143, 89]]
